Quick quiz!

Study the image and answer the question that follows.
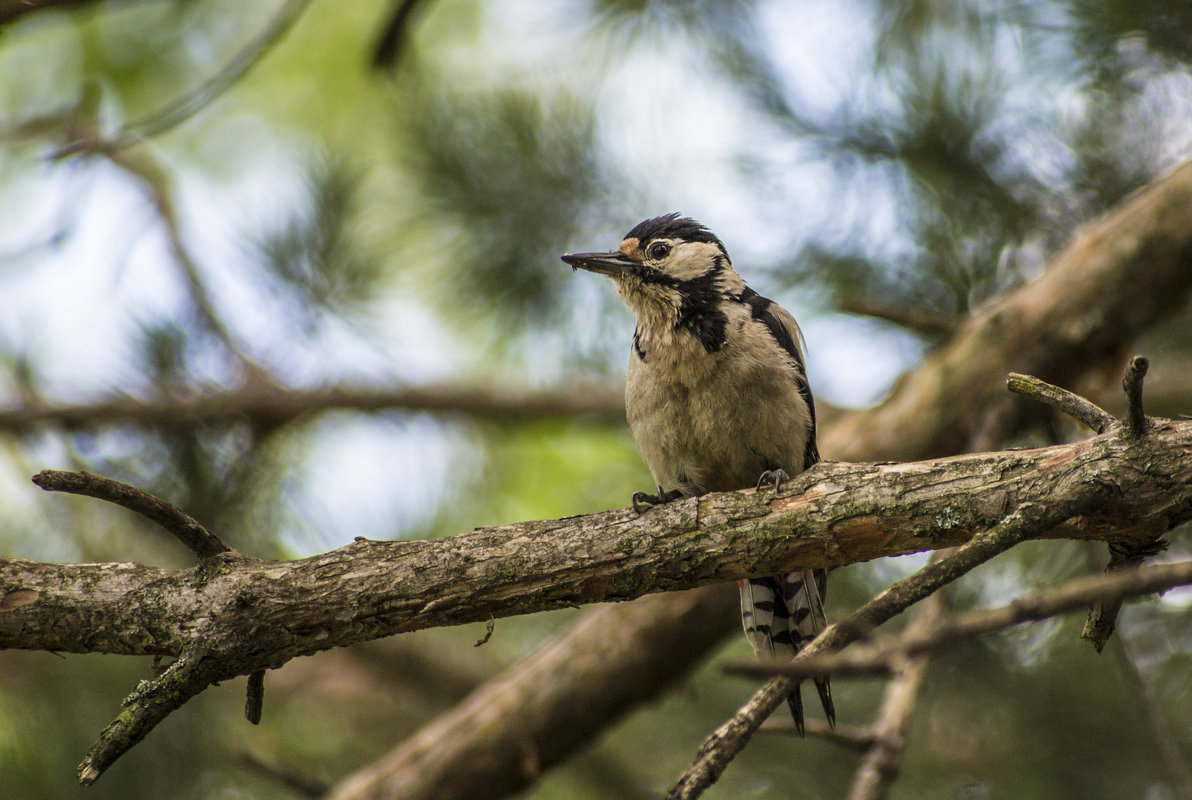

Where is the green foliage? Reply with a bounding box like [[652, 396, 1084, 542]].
[[1, 1, 1192, 798], [389, 77, 608, 333]]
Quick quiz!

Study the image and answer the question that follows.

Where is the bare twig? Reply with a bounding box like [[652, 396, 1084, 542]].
[[1082, 537, 1168, 651], [1107, 635, 1192, 798], [102, 147, 266, 380], [847, 593, 943, 800], [727, 559, 1192, 681], [760, 719, 876, 752], [1123, 355, 1150, 436], [236, 750, 329, 798], [665, 492, 1110, 800], [1007, 372, 1116, 434], [78, 647, 224, 786], [0, 382, 625, 431], [31, 469, 229, 558], [245, 669, 266, 725], [839, 297, 960, 336], [50, 0, 312, 157], [473, 615, 495, 647], [371, 0, 429, 69], [1082, 356, 1158, 648]]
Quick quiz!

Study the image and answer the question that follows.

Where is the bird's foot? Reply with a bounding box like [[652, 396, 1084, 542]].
[[631, 486, 684, 514], [756, 469, 790, 493]]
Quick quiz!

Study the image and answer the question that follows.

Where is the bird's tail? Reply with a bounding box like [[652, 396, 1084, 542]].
[[738, 569, 835, 734]]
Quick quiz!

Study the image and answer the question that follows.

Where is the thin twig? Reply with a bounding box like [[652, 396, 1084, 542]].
[[474, 615, 495, 647], [245, 669, 266, 725], [847, 593, 942, 800], [1082, 537, 1167, 651], [1107, 635, 1192, 798], [0, 382, 626, 431], [839, 297, 960, 336], [236, 750, 329, 798], [665, 492, 1110, 800], [760, 719, 876, 752], [1088, 352, 1160, 648], [79, 647, 222, 786], [1007, 372, 1116, 433], [371, 0, 429, 70], [728, 559, 1192, 680], [31, 470, 229, 558], [102, 147, 267, 380], [50, 0, 312, 158], [1123, 355, 1150, 436]]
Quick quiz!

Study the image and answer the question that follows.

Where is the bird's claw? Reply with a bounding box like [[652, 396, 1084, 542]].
[[631, 487, 683, 514], [756, 469, 790, 493]]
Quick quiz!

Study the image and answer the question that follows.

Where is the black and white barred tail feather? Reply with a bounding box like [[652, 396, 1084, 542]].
[[738, 569, 835, 734]]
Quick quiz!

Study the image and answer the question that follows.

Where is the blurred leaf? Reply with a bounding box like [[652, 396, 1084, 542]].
[[390, 76, 606, 334]]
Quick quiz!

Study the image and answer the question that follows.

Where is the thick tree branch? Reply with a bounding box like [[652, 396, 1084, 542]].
[[322, 158, 1192, 800], [327, 585, 739, 800], [5, 420, 1190, 657], [822, 158, 1192, 462], [4, 415, 1192, 783]]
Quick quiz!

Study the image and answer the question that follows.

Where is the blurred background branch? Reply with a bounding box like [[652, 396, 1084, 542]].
[[2, 1, 1192, 799]]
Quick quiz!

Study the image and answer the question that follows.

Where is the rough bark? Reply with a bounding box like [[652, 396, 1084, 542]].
[[3, 415, 1192, 783], [317, 157, 1192, 800], [5, 419, 1190, 660]]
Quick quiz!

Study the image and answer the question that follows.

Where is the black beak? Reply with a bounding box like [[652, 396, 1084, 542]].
[[560, 251, 637, 277]]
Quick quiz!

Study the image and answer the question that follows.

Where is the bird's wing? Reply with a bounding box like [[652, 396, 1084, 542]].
[[738, 287, 819, 466]]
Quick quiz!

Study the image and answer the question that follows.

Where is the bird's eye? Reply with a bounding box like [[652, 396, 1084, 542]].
[[646, 241, 671, 260]]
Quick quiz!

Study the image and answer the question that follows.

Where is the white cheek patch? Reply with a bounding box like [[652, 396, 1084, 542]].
[[666, 242, 723, 281]]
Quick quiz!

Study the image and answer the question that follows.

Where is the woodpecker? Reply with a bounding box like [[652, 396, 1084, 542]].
[[562, 213, 834, 733]]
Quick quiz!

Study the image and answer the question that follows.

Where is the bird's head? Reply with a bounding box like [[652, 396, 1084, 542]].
[[561, 214, 738, 318]]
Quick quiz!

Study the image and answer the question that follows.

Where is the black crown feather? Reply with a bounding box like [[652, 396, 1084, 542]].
[[625, 213, 724, 251]]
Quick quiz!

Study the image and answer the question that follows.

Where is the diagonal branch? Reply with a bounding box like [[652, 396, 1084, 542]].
[[327, 586, 739, 800], [50, 0, 311, 157], [77, 646, 226, 786], [5, 412, 1191, 784], [726, 559, 1192, 680], [6, 418, 1190, 657], [822, 158, 1192, 462], [665, 490, 1113, 800], [325, 157, 1192, 800], [846, 591, 943, 800], [31, 469, 229, 558], [1007, 372, 1115, 434]]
